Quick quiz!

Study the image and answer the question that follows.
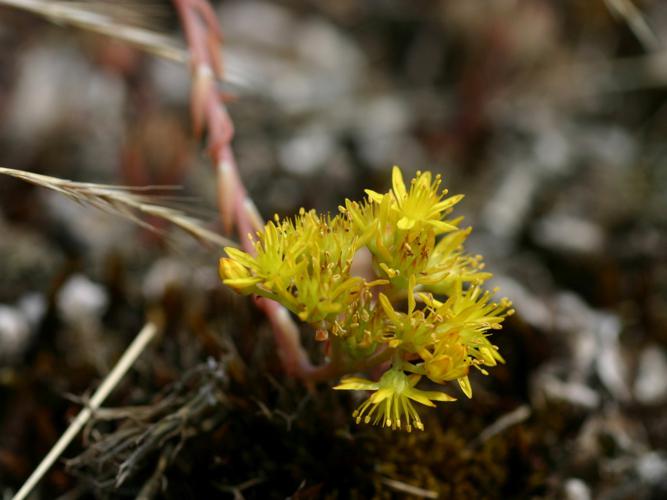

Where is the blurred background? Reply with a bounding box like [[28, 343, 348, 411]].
[[1, 0, 666, 498]]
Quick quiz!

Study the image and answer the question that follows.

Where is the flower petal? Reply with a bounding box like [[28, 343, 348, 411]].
[[364, 189, 385, 203], [391, 165, 407, 200], [222, 247, 257, 269], [334, 377, 379, 391], [458, 376, 473, 399], [408, 388, 456, 406]]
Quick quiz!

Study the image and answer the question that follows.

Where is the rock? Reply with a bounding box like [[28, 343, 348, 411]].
[[0, 305, 31, 364], [6, 41, 125, 176], [595, 314, 631, 403], [576, 126, 636, 170], [634, 345, 667, 405], [553, 293, 631, 402], [279, 125, 335, 175], [352, 95, 416, 167], [218, 1, 364, 114], [533, 125, 571, 174], [636, 452, 667, 486], [490, 276, 552, 330], [142, 258, 190, 301], [553, 293, 599, 379], [17, 293, 47, 328], [533, 371, 600, 410], [563, 478, 591, 500], [481, 164, 539, 240], [57, 275, 109, 327], [532, 213, 605, 255]]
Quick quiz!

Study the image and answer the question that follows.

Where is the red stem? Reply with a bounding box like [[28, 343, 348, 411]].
[[173, 0, 343, 381]]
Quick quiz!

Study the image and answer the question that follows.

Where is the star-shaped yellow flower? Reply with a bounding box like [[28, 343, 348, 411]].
[[365, 166, 463, 234], [335, 368, 455, 431], [219, 165, 513, 432]]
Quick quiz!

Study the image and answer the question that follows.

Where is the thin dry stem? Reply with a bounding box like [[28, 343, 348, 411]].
[[605, 0, 660, 51], [379, 477, 439, 499], [12, 322, 159, 500], [0, 0, 251, 91], [469, 404, 532, 448], [0, 166, 235, 249], [0, 0, 186, 63]]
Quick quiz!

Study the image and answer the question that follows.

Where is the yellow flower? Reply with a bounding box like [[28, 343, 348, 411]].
[[219, 165, 513, 431], [365, 166, 463, 233], [219, 216, 307, 295], [335, 368, 455, 431], [344, 167, 467, 290], [218, 251, 261, 292], [422, 283, 512, 370], [219, 209, 365, 323], [420, 337, 473, 398]]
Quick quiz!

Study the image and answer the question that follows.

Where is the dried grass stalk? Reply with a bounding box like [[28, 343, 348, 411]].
[[0, 0, 187, 63], [605, 0, 660, 51], [0, 166, 234, 249], [13, 322, 159, 500]]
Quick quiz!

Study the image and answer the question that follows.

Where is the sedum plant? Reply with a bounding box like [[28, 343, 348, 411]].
[[219, 167, 513, 431]]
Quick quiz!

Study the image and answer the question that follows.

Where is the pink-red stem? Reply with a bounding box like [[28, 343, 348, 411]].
[[173, 0, 337, 380]]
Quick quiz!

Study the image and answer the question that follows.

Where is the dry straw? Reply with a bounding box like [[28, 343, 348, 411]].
[[12, 322, 159, 500], [0, 0, 186, 63], [0, 166, 234, 249]]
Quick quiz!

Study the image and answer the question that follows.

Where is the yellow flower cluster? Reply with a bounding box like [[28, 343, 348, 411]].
[[219, 166, 513, 431]]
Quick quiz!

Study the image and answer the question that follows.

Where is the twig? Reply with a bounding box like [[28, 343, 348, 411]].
[[605, 0, 660, 51], [0, 0, 257, 95], [0, 166, 235, 249], [469, 404, 531, 449], [215, 477, 266, 500], [380, 477, 438, 499], [136, 443, 175, 500], [0, 0, 186, 61], [12, 322, 159, 500]]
